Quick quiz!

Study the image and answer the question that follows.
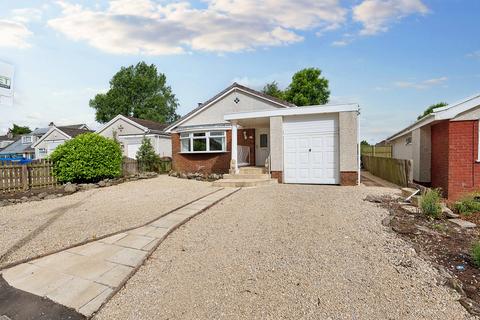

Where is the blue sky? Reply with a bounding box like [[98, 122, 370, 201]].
[[0, 0, 479, 143]]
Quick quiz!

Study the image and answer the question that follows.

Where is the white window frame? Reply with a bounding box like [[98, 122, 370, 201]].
[[180, 131, 226, 153], [22, 136, 32, 144], [405, 136, 412, 145]]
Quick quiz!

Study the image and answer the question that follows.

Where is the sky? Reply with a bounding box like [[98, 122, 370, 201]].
[[0, 0, 479, 143]]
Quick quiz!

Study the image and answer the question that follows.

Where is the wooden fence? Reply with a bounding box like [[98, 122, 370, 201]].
[[361, 145, 392, 158], [0, 160, 57, 193], [122, 157, 172, 176], [362, 155, 412, 187]]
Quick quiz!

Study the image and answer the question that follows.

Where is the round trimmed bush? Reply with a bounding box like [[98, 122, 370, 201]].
[[50, 133, 122, 183]]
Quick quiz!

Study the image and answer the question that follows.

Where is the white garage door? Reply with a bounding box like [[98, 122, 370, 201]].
[[283, 114, 339, 184], [127, 143, 141, 159]]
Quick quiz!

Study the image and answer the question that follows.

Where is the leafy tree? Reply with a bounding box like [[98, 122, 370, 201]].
[[90, 61, 180, 124], [50, 133, 122, 183], [284, 68, 330, 106], [417, 102, 447, 120], [136, 137, 160, 172], [262, 81, 284, 100], [360, 140, 370, 146], [10, 124, 31, 135]]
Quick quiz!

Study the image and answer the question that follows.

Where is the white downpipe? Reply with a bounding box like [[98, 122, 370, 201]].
[[357, 110, 361, 185], [231, 122, 239, 173]]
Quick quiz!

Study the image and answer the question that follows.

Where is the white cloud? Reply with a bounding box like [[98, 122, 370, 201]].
[[353, 0, 429, 35], [394, 76, 447, 89], [48, 0, 347, 55], [331, 40, 349, 47], [467, 50, 480, 60], [0, 20, 33, 49], [11, 8, 43, 23]]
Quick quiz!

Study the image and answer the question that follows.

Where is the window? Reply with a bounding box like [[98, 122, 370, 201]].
[[260, 134, 268, 148], [405, 136, 412, 145], [180, 131, 226, 153], [38, 148, 47, 156], [22, 136, 32, 144]]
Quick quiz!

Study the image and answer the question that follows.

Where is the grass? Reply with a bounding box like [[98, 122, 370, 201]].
[[454, 192, 480, 215], [472, 242, 480, 267], [420, 189, 442, 219], [431, 223, 447, 233]]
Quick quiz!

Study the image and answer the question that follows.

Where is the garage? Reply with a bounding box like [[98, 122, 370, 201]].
[[126, 143, 141, 159], [283, 114, 339, 184]]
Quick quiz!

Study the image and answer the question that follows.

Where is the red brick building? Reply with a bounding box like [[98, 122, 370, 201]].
[[387, 94, 480, 200]]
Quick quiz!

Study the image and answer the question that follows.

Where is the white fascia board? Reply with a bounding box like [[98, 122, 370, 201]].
[[166, 87, 293, 133], [435, 95, 480, 120], [174, 125, 232, 133], [386, 115, 435, 141], [224, 104, 359, 121], [96, 115, 148, 135], [32, 127, 71, 148], [119, 133, 171, 138]]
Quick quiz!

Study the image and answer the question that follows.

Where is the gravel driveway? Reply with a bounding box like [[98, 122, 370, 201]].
[[0, 176, 218, 268], [95, 184, 472, 320]]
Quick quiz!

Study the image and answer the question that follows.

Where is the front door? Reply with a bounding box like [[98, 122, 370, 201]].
[[255, 128, 269, 166]]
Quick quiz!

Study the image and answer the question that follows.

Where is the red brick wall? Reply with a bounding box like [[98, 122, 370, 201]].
[[447, 121, 480, 200], [431, 121, 450, 196], [171, 129, 255, 174], [340, 171, 357, 186], [172, 131, 232, 174], [271, 171, 283, 183], [431, 120, 480, 200]]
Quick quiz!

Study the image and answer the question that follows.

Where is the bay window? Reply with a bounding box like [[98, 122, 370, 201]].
[[180, 131, 226, 153]]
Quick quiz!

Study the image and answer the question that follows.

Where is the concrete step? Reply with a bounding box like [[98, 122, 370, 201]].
[[239, 167, 266, 174], [212, 178, 277, 188], [223, 173, 271, 180]]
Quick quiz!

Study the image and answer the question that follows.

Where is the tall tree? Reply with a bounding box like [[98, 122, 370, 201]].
[[10, 124, 31, 135], [284, 68, 330, 106], [262, 81, 284, 100], [90, 62, 180, 124], [417, 102, 448, 120]]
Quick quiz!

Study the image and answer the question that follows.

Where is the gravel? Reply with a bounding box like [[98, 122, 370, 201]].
[[0, 176, 218, 268], [95, 184, 474, 320]]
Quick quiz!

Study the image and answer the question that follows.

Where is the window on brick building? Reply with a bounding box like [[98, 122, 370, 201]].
[[180, 131, 226, 153]]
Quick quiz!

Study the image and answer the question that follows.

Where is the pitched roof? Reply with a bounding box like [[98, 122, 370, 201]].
[[59, 124, 89, 130], [165, 82, 296, 132], [57, 126, 92, 138], [126, 117, 169, 133], [387, 93, 480, 141], [0, 135, 14, 141]]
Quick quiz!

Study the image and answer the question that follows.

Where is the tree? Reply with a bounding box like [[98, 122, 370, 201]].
[[10, 124, 31, 135], [262, 81, 284, 100], [360, 140, 370, 146], [284, 68, 330, 106], [136, 137, 160, 172], [417, 102, 447, 120], [90, 61, 180, 124], [50, 133, 122, 183]]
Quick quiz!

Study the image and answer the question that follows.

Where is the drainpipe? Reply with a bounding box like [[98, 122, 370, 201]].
[[357, 109, 361, 185]]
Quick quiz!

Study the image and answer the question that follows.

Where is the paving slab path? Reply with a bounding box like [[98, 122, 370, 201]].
[[0, 188, 238, 319]]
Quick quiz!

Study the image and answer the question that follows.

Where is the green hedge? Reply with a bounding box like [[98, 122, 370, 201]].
[[50, 133, 122, 183]]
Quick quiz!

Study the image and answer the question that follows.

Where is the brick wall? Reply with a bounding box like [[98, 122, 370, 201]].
[[271, 171, 283, 183], [171, 129, 255, 174], [447, 121, 480, 200], [340, 171, 357, 186], [431, 121, 450, 196]]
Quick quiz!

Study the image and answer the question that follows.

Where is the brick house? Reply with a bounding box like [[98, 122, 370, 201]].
[[165, 83, 360, 186], [387, 94, 480, 200]]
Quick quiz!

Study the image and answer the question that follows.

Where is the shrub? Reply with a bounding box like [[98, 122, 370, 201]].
[[420, 188, 442, 219], [50, 133, 122, 183], [454, 192, 480, 215], [472, 242, 480, 267], [136, 137, 161, 172]]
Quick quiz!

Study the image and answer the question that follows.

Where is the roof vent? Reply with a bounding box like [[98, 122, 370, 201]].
[[48, 122, 55, 127]]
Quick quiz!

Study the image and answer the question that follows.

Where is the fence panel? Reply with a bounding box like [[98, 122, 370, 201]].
[[361, 145, 392, 158], [122, 158, 139, 176], [362, 155, 412, 187], [0, 160, 57, 193]]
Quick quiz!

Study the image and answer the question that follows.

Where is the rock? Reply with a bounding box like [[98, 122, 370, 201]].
[[411, 195, 421, 207], [80, 183, 98, 190], [446, 277, 465, 296], [449, 218, 476, 229], [0, 200, 8, 207], [381, 215, 393, 226], [105, 182, 112, 187], [365, 195, 383, 203], [20, 196, 28, 203], [180, 173, 188, 179], [459, 297, 480, 316], [64, 183, 77, 193], [44, 194, 57, 200], [400, 204, 418, 214], [98, 180, 107, 187], [401, 187, 418, 198], [442, 205, 459, 218], [38, 192, 48, 199], [29, 196, 40, 202]]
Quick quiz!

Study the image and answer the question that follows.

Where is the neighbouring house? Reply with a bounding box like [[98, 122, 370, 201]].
[[96, 115, 171, 159], [0, 127, 49, 159], [165, 83, 360, 185], [0, 131, 15, 150], [32, 123, 92, 159], [386, 93, 480, 200]]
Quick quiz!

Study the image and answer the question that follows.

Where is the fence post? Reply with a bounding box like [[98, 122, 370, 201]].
[[21, 164, 29, 191]]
